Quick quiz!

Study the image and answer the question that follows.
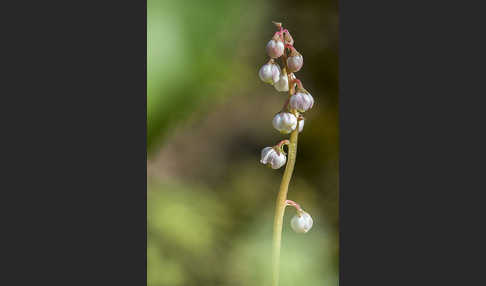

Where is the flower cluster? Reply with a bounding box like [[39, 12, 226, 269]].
[[259, 22, 314, 168], [258, 22, 314, 234]]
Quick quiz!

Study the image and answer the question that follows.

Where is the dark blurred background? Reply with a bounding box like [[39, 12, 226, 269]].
[[147, 0, 338, 285]]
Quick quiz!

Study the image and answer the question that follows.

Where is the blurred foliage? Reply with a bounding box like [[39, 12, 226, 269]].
[[147, 0, 265, 152], [147, 0, 338, 285]]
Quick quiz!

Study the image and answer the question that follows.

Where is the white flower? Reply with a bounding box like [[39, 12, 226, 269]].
[[260, 147, 286, 169], [259, 62, 281, 85], [274, 69, 289, 92], [272, 112, 297, 134], [266, 39, 285, 58], [287, 54, 303, 73], [298, 118, 304, 133], [290, 211, 313, 233], [289, 91, 314, 112]]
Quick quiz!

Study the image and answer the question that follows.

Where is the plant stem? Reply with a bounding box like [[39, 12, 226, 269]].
[[271, 128, 298, 286], [271, 31, 299, 286]]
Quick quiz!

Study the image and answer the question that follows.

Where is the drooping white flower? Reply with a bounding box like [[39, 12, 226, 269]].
[[260, 147, 286, 169], [287, 54, 303, 73], [272, 112, 297, 134], [287, 47, 303, 73], [266, 39, 285, 58], [274, 69, 289, 92], [290, 211, 313, 233], [259, 61, 281, 85], [289, 91, 314, 112]]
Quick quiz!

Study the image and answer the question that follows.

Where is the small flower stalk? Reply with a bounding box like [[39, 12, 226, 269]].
[[285, 199, 313, 233], [258, 22, 316, 286]]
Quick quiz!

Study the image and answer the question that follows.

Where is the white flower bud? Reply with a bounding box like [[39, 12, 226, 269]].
[[259, 62, 281, 85], [289, 91, 314, 112], [274, 69, 289, 92], [272, 112, 297, 134], [298, 118, 304, 133], [266, 39, 285, 58], [287, 54, 303, 73], [260, 147, 286, 169], [290, 211, 313, 233]]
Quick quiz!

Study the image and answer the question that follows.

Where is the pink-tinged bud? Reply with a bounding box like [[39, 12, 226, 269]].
[[259, 61, 281, 85], [274, 69, 289, 92], [287, 54, 303, 73], [260, 147, 286, 169], [272, 112, 297, 134], [266, 39, 285, 58], [291, 211, 313, 233], [289, 90, 314, 112]]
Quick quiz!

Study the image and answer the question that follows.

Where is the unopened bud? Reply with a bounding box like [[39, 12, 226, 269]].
[[290, 211, 313, 233], [287, 55, 303, 73], [289, 90, 314, 112], [260, 147, 286, 169], [259, 61, 281, 85], [287, 48, 303, 73], [266, 38, 285, 59], [272, 112, 297, 134]]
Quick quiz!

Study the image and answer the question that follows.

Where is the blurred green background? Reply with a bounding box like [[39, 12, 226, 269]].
[[147, 0, 338, 285]]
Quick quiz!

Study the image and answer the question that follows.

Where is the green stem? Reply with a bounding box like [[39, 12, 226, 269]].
[[271, 128, 298, 286], [271, 26, 299, 286]]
